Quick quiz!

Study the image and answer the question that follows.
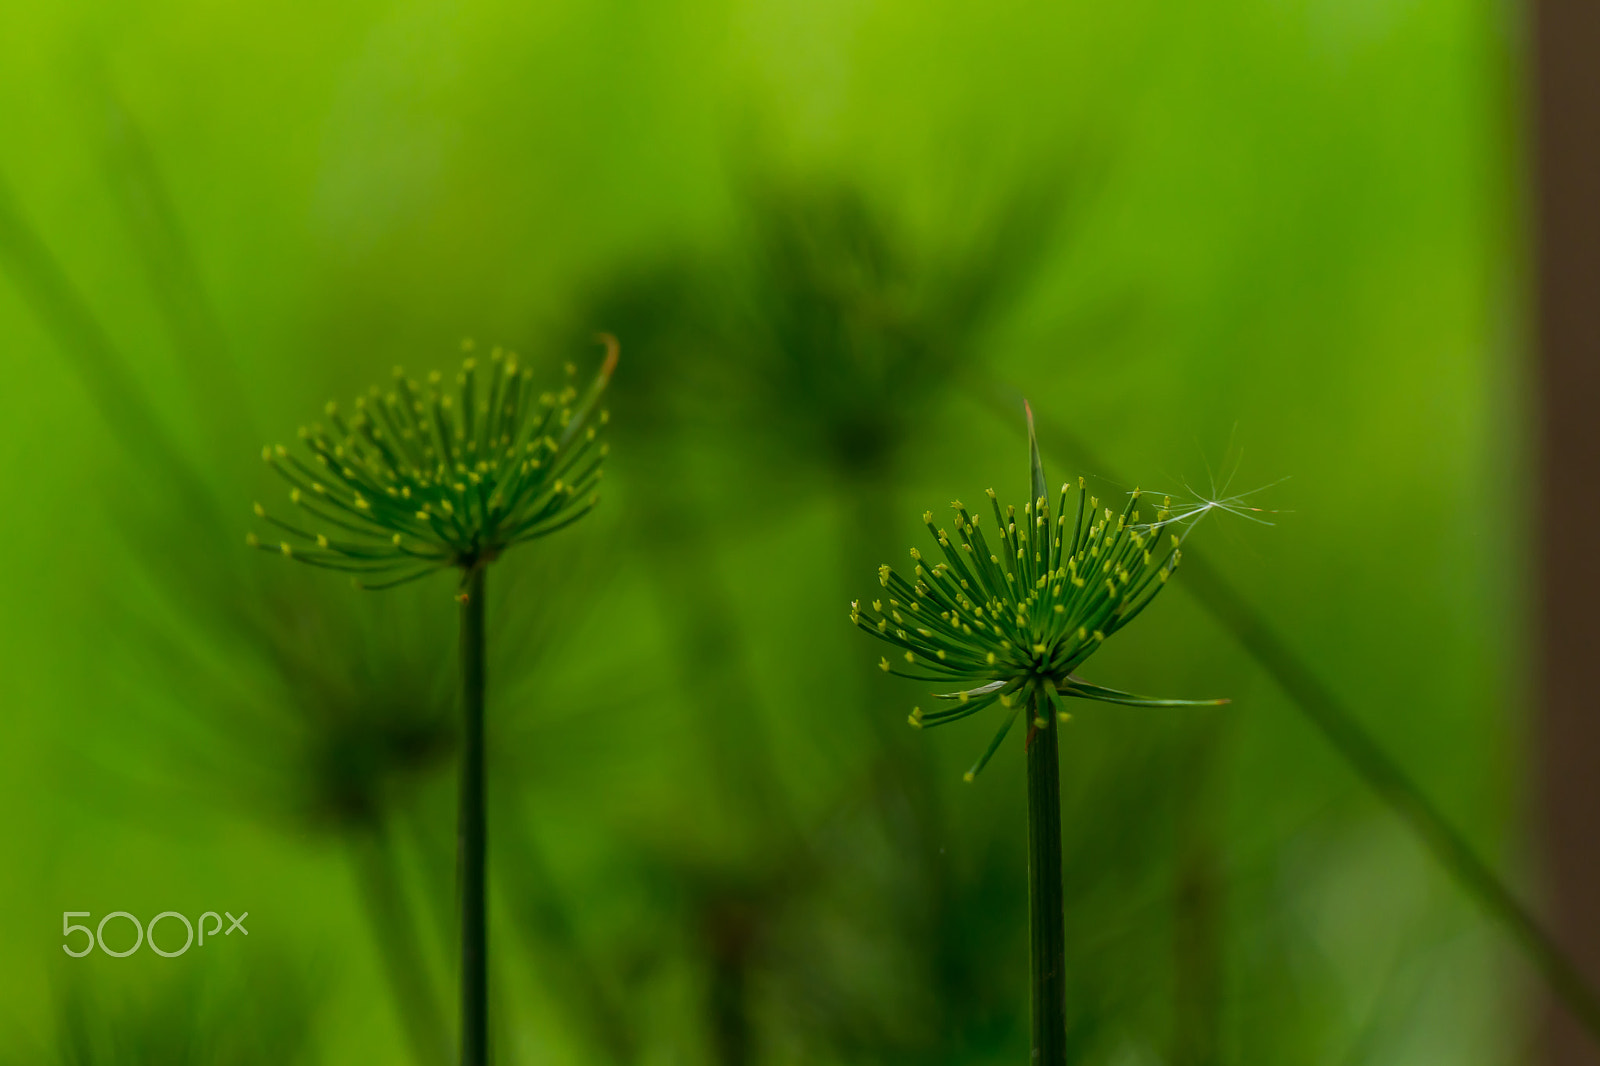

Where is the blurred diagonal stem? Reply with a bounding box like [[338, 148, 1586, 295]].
[[459, 566, 489, 1066], [1027, 694, 1067, 1065], [354, 821, 451, 1065], [99, 86, 258, 457], [496, 797, 638, 1065], [0, 173, 218, 528], [1176, 558, 1600, 1040], [1000, 387, 1600, 1046]]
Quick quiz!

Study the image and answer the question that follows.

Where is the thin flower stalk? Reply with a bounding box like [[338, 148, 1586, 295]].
[[850, 403, 1224, 1065], [251, 336, 617, 1066]]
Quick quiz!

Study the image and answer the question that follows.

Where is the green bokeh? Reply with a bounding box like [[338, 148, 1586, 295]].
[[0, 0, 1524, 1062]]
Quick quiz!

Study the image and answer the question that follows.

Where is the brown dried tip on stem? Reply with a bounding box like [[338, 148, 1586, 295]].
[[594, 332, 620, 380]]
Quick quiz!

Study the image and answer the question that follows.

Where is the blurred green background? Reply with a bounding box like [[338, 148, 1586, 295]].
[[0, 0, 1526, 1062]]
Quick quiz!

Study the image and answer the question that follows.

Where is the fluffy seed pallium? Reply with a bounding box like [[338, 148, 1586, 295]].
[[250, 340, 615, 589], [850, 480, 1180, 731]]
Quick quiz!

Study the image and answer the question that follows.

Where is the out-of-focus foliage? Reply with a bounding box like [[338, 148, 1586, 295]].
[[5, 961, 318, 1066], [0, 0, 1520, 1062]]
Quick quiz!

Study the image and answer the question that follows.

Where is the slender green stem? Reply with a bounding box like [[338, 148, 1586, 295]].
[[459, 566, 488, 1066], [706, 901, 755, 1066], [1170, 716, 1224, 1066], [1026, 691, 1067, 1066]]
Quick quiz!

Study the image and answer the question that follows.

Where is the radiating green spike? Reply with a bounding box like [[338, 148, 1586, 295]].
[[964, 699, 1023, 782], [1058, 676, 1229, 707]]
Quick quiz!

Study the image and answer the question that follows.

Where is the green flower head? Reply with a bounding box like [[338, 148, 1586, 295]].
[[250, 336, 617, 589], [850, 403, 1225, 780]]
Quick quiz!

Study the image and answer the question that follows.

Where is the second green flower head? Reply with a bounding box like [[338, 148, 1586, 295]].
[[850, 403, 1225, 780]]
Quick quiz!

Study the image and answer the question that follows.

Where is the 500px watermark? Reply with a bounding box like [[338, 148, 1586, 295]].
[[62, 911, 248, 958]]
